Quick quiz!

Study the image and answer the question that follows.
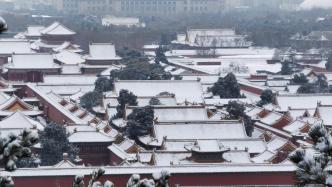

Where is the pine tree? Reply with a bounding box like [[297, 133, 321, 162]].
[[126, 106, 154, 139], [149, 97, 162, 105], [94, 77, 113, 92], [290, 124, 332, 186], [155, 46, 168, 64], [115, 90, 138, 118], [40, 123, 78, 166], [292, 73, 308, 84], [210, 73, 242, 98], [0, 17, 7, 34], [226, 101, 253, 137], [0, 129, 38, 171], [257, 89, 274, 107], [280, 62, 293, 75], [80, 91, 103, 112]]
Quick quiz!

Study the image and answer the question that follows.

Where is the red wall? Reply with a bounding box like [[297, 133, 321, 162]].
[[12, 171, 296, 187], [23, 85, 74, 124], [239, 84, 263, 95]]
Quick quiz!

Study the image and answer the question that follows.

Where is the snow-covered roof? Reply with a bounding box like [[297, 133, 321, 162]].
[[0, 95, 42, 116], [86, 43, 121, 61], [40, 22, 76, 36], [275, 94, 332, 111], [0, 40, 34, 54], [31, 40, 82, 53], [251, 150, 275, 163], [0, 111, 44, 130], [0, 92, 11, 105], [54, 50, 85, 65], [282, 119, 308, 133], [219, 139, 267, 154], [315, 106, 332, 126], [223, 151, 252, 163], [182, 75, 220, 84], [126, 106, 208, 121], [7, 54, 60, 70], [114, 80, 204, 104], [53, 42, 82, 53], [26, 25, 45, 37], [61, 65, 82, 75], [106, 96, 177, 107], [43, 75, 97, 85], [108, 144, 136, 161], [69, 131, 113, 143], [53, 159, 78, 168], [267, 137, 288, 152], [259, 112, 283, 126], [154, 121, 247, 141], [37, 85, 94, 96]]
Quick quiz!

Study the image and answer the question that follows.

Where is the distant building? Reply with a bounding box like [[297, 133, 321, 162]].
[[14, 25, 46, 41], [223, 0, 304, 11], [84, 43, 122, 65], [173, 28, 252, 48], [51, 0, 225, 17], [31, 22, 82, 53], [102, 16, 145, 27], [5, 54, 61, 82], [291, 31, 332, 49], [0, 39, 35, 65]]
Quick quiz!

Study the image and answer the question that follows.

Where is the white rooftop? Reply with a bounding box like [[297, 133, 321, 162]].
[[7, 54, 60, 70], [54, 50, 85, 65], [154, 121, 247, 141], [276, 94, 332, 111], [0, 111, 44, 130], [114, 80, 204, 104], [40, 22, 76, 36], [0, 40, 34, 54], [86, 43, 121, 60], [42, 75, 97, 85]]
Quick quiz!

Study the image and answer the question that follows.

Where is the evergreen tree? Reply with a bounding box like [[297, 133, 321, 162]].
[[149, 97, 162, 105], [110, 61, 171, 80], [40, 123, 78, 166], [94, 77, 113, 92], [280, 62, 293, 75], [0, 176, 14, 187], [226, 101, 245, 119], [0, 129, 38, 171], [296, 74, 329, 94], [0, 17, 7, 34], [297, 83, 313, 94], [174, 75, 183, 80], [226, 101, 253, 137], [290, 124, 332, 186], [325, 54, 332, 71], [80, 91, 103, 112], [126, 106, 154, 140], [257, 89, 274, 107], [210, 73, 242, 98], [115, 90, 138, 118], [292, 73, 308, 84], [155, 46, 168, 64]]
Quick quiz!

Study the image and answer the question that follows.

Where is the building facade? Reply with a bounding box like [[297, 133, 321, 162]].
[[51, 0, 225, 17]]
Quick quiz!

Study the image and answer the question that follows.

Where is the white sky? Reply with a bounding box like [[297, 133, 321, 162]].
[[299, 0, 332, 10]]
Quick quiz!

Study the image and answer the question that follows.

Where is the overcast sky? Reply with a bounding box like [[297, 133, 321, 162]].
[[299, 0, 332, 10]]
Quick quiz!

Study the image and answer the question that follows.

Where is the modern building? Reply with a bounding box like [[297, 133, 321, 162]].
[[50, 0, 225, 17]]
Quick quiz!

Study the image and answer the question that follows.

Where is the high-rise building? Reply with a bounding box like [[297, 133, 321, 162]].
[[50, 0, 225, 17]]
